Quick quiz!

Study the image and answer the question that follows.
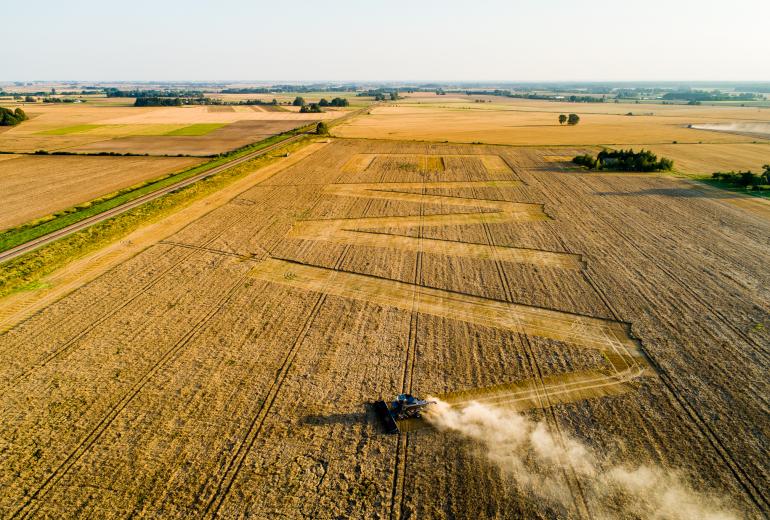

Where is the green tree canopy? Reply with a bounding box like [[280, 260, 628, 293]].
[[292, 96, 305, 106], [316, 121, 329, 135], [558, 114, 567, 125], [567, 113, 580, 125], [0, 107, 28, 126]]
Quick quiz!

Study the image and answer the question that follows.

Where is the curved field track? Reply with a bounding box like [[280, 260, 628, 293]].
[[0, 139, 767, 518]]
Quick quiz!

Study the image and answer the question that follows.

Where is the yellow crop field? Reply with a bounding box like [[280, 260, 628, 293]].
[[0, 139, 766, 518]]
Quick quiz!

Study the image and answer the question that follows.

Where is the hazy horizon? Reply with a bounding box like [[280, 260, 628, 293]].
[[3, 0, 769, 82]]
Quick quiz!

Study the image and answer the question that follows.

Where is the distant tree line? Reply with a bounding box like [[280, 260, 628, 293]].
[[0, 107, 28, 126], [133, 96, 230, 107], [300, 103, 323, 113], [107, 88, 205, 98], [221, 88, 272, 94], [42, 98, 87, 104], [356, 89, 400, 100], [572, 149, 673, 172], [240, 99, 280, 106], [711, 166, 770, 191], [135, 97, 185, 107], [662, 90, 760, 102]]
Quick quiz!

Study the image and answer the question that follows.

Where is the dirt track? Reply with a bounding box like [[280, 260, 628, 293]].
[[0, 139, 767, 518]]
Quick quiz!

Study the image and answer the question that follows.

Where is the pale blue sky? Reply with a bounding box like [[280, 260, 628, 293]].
[[3, 0, 768, 81]]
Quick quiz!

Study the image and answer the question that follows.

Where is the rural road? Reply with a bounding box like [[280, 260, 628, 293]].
[[0, 106, 369, 265]]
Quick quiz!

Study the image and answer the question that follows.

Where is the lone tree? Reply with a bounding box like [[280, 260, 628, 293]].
[[292, 96, 305, 107], [558, 114, 567, 125], [567, 113, 580, 125], [316, 121, 329, 135]]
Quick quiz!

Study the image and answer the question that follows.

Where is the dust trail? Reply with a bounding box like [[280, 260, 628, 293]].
[[425, 398, 739, 520], [690, 122, 770, 136]]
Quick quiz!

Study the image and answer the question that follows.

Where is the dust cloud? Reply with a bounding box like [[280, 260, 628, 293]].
[[690, 122, 770, 136], [425, 398, 738, 520]]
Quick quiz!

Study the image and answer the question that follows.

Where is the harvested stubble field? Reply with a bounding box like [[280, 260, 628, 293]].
[[0, 155, 203, 230], [335, 99, 770, 181], [0, 139, 767, 518], [640, 142, 770, 175]]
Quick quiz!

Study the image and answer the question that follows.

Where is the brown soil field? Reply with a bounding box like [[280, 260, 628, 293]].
[[0, 155, 203, 230], [334, 98, 770, 149], [69, 120, 307, 156], [0, 139, 767, 518]]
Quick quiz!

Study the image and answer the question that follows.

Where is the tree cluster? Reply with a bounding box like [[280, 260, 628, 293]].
[[0, 107, 28, 126], [572, 149, 673, 172], [712, 166, 770, 190], [300, 103, 323, 113], [559, 114, 580, 125], [42, 98, 86, 104], [318, 97, 349, 107], [134, 97, 184, 107]]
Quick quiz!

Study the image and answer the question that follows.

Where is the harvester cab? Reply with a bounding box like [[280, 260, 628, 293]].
[[374, 394, 436, 434]]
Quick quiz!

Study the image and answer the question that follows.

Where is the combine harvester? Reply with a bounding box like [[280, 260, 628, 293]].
[[375, 394, 435, 434]]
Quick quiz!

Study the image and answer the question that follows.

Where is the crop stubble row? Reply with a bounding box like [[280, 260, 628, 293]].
[[0, 140, 767, 518]]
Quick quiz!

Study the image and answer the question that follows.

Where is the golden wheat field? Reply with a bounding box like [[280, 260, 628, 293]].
[[0, 155, 203, 230], [0, 138, 767, 518]]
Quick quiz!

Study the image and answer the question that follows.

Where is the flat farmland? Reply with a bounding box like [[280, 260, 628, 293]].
[[640, 142, 770, 175], [0, 103, 333, 154], [0, 155, 203, 230], [334, 98, 770, 149], [68, 120, 307, 156], [0, 139, 767, 518]]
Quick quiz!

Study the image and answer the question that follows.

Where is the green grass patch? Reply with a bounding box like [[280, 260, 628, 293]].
[[697, 177, 770, 199], [0, 136, 312, 298], [39, 124, 102, 135], [164, 123, 226, 136]]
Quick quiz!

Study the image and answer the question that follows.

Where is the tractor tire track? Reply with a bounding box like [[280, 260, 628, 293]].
[[472, 179, 592, 519], [389, 178, 425, 520], [585, 173, 769, 360], [12, 275, 249, 519], [517, 158, 769, 513], [204, 170, 387, 517], [0, 188, 282, 391]]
